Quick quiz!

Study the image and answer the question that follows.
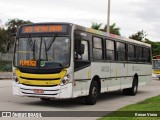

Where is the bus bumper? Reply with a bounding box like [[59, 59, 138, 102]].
[[152, 74, 160, 78], [13, 82, 73, 99]]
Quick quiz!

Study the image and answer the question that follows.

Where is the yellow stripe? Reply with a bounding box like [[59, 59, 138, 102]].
[[153, 70, 160, 74], [16, 69, 66, 86]]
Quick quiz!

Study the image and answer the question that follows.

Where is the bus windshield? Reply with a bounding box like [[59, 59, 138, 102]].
[[153, 60, 160, 69], [14, 36, 70, 69]]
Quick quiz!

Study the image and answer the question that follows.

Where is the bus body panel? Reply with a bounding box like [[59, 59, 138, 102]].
[[73, 66, 91, 97]]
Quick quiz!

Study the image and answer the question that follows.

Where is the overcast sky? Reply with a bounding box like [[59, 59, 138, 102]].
[[0, 0, 160, 41]]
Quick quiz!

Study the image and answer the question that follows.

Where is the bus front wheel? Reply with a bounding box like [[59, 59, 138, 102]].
[[85, 80, 99, 105]]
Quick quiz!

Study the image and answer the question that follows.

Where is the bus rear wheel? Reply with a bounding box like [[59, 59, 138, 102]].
[[85, 80, 99, 105], [123, 77, 138, 96]]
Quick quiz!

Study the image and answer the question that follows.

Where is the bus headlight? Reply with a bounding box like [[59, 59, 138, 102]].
[[61, 74, 71, 85], [13, 73, 19, 83]]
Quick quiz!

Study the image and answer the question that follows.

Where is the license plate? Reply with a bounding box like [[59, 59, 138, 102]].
[[34, 89, 44, 94]]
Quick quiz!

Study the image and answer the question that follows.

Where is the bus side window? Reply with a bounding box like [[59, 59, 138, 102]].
[[136, 46, 143, 62], [127, 44, 135, 62], [74, 34, 90, 71], [105, 39, 115, 60], [74, 36, 89, 61], [93, 37, 103, 60], [116, 42, 126, 61], [81, 40, 89, 61], [143, 47, 151, 63]]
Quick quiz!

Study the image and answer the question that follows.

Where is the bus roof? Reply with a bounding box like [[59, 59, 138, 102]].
[[19, 22, 151, 47], [75, 24, 151, 47]]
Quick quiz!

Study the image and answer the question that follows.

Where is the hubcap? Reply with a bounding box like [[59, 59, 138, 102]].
[[134, 84, 137, 93], [92, 86, 97, 98]]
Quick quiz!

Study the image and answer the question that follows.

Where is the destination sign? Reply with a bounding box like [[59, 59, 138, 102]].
[[20, 60, 37, 67], [21, 25, 67, 34]]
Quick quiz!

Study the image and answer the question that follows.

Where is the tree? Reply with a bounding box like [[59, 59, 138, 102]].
[[0, 28, 8, 52], [103, 23, 121, 35], [91, 22, 102, 30], [5, 18, 32, 34], [91, 22, 121, 35], [129, 30, 147, 42], [145, 38, 160, 56], [5, 18, 33, 52]]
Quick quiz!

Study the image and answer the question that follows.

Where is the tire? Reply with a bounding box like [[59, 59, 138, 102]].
[[123, 77, 138, 96], [85, 80, 99, 105], [40, 98, 51, 101]]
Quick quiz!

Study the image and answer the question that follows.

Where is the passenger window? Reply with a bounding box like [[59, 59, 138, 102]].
[[128, 44, 135, 61], [93, 37, 102, 60], [106, 40, 115, 60], [136, 46, 143, 62], [143, 48, 151, 63], [116, 42, 126, 61]]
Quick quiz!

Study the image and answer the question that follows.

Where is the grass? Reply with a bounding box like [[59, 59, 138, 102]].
[[99, 95, 160, 120]]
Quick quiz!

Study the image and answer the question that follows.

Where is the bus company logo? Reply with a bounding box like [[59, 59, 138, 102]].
[[2, 112, 12, 117]]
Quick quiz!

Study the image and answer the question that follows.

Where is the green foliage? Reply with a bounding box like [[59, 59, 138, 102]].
[[0, 18, 33, 53], [129, 30, 160, 56], [91, 22, 121, 35], [129, 30, 147, 41], [0, 28, 8, 52], [5, 18, 32, 34], [91, 22, 102, 30], [103, 23, 121, 35], [0, 61, 12, 71], [144, 39, 160, 56]]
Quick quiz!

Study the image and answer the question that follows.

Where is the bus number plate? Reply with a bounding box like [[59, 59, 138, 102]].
[[34, 89, 44, 94]]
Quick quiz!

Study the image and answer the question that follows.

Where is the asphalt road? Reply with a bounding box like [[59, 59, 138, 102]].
[[0, 79, 160, 120]]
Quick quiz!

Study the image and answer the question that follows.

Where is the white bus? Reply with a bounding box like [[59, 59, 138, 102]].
[[13, 23, 152, 105]]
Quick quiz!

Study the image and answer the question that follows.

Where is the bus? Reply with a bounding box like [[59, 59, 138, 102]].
[[13, 23, 152, 105], [152, 55, 160, 80]]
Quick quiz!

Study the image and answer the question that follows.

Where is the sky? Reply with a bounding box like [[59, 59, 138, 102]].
[[0, 0, 160, 41]]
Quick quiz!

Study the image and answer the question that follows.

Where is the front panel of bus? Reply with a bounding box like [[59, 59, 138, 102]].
[[13, 23, 74, 98], [152, 59, 160, 79]]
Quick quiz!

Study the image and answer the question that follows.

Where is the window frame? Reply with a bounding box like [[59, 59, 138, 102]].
[[136, 46, 143, 62], [105, 39, 115, 61], [116, 41, 126, 61], [92, 36, 103, 61], [127, 44, 136, 62]]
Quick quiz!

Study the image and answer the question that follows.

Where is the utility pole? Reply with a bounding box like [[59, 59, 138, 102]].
[[107, 0, 111, 35]]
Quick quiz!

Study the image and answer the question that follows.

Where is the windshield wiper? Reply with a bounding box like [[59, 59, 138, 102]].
[[28, 34, 34, 51], [56, 62, 63, 67], [59, 63, 63, 67], [28, 34, 36, 59], [46, 34, 57, 51], [44, 40, 48, 60]]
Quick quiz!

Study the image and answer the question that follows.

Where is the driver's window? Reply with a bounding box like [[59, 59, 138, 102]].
[[75, 40, 89, 61], [81, 40, 89, 61]]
